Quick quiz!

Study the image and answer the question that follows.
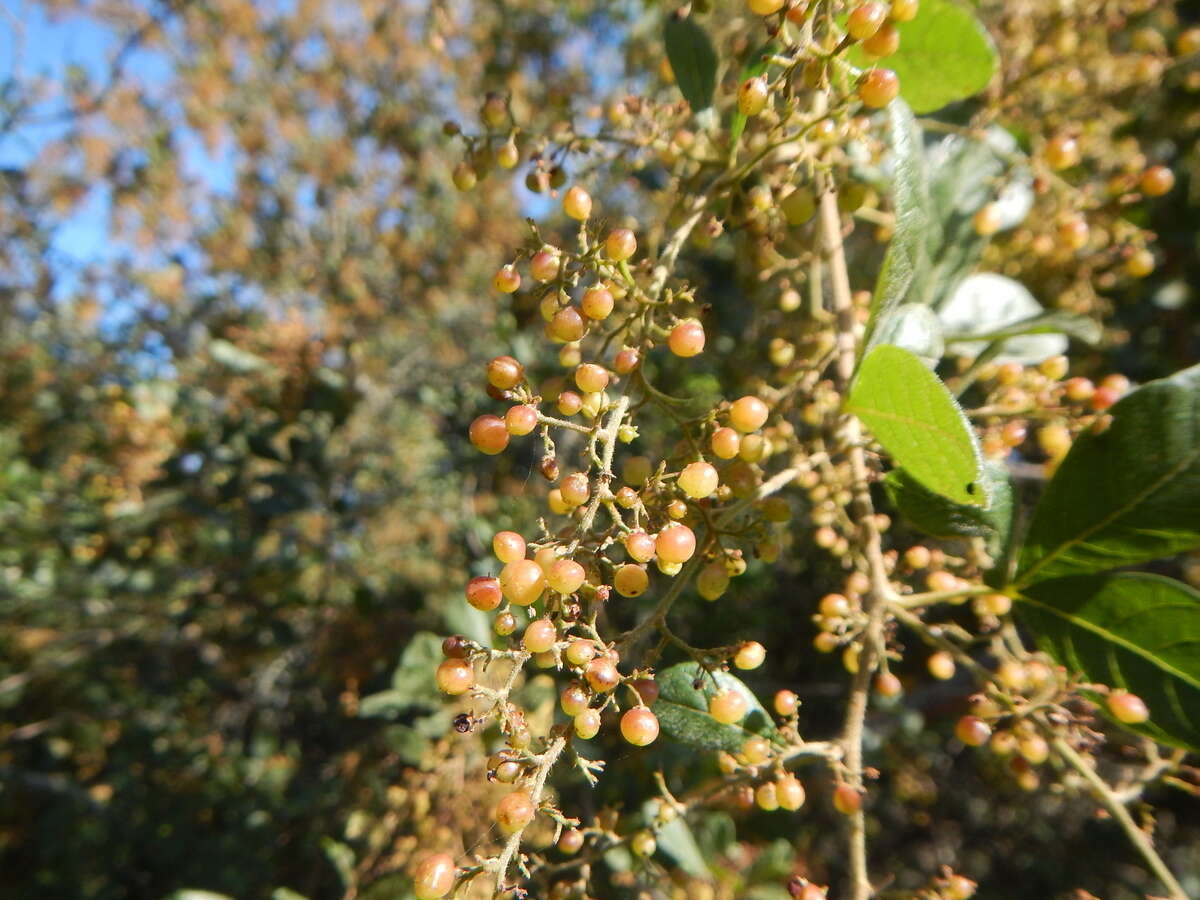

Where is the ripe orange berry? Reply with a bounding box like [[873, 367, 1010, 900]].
[[875, 672, 902, 697], [955, 715, 992, 747], [747, 0, 785, 14], [1125, 248, 1155, 278], [469, 414, 509, 455], [505, 404, 538, 436], [861, 21, 899, 56], [755, 781, 780, 811], [889, 0, 919, 21], [631, 678, 660, 704], [857, 68, 900, 108], [492, 531, 526, 564], [564, 640, 596, 667], [557, 391, 583, 416], [522, 618, 558, 653], [711, 427, 740, 459], [495, 791, 536, 835], [1037, 423, 1072, 459], [606, 227, 638, 261], [742, 735, 771, 764], [493, 611, 517, 636], [668, 319, 706, 357], [413, 853, 457, 900], [499, 558, 546, 606], [1140, 165, 1175, 197], [550, 306, 586, 343], [581, 286, 615, 320], [547, 558, 587, 594], [573, 708, 601, 739], [530, 248, 561, 283], [493, 265, 521, 294], [847, 2, 888, 40], [560, 472, 590, 507], [563, 185, 593, 220], [614, 563, 650, 597], [1063, 377, 1095, 403], [738, 76, 769, 117], [575, 363, 610, 394], [833, 783, 863, 815], [624, 532, 656, 563], [614, 347, 640, 374], [730, 395, 769, 432], [1108, 690, 1150, 724], [972, 203, 1003, 236], [656, 524, 697, 564], [558, 829, 585, 854], [620, 707, 660, 746], [466, 575, 502, 611], [560, 683, 589, 716], [734, 641, 766, 670], [927, 651, 956, 681], [708, 689, 748, 724], [1057, 215, 1090, 250], [774, 689, 799, 716], [819, 593, 851, 617], [777, 775, 806, 811], [1044, 135, 1081, 170], [436, 658, 475, 695], [678, 461, 719, 499], [487, 355, 524, 390], [585, 657, 621, 693]]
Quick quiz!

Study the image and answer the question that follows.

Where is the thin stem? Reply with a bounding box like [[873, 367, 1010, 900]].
[[492, 736, 569, 892], [1050, 736, 1189, 900]]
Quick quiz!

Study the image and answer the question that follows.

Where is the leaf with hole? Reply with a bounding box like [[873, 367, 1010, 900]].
[[847, 0, 997, 114], [651, 661, 777, 751], [664, 15, 718, 112], [1017, 573, 1200, 751], [1015, 363, 1200, 586], [847, 344, 984, 506]]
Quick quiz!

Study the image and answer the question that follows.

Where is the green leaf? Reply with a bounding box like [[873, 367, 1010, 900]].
[[321, 838, 356, 890], [1015, 364, 1200, 586], [649, 807, 711, 879], [864, 100, 934, 354], [846, 345, 984, 506], [884, 460, 1012, 552], [664, 15, 718, 112], [730, 42, 777, 146], [944, 309, 1102, 347], [651, 661, 777, 752], [1017, 573, 1200, 751], [847, 0, 997, 114]]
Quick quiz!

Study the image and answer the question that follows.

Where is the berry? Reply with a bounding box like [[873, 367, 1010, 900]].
[[436, 658, 475, 695], [494, 759, 520, 782], [523, 618, 558, 653], [493, 265, 521, 293], [1140, 165, 1175, 197], [548, 558, 587, 594], [738, 76, 769, 117], [861, 21, 899, 57], [780, 186, 816, 225], [1125, 248, 1155, 278], [730, 396, 769, 433], [889, 0, 919, 21], [563, 185, 593, 220], [581, 286, 614, 320], [955, 715, 992, 747], [819, 593, 851, 617], [466, 576, 502, 611], [557, 391, 583, 416], [560, 472, 590, 507], [697, 562, 730, 600], [493, 530, 526, 563], [927, 651, 956, 680], [614, 564, 650, 597], [742, 735, 771, 764], [755, 781, 779, 811], [565, 640, 596, 668], [1044, 135, 1080, 170], [500, 558, 546, 606], [632, 678, 660, 704], [614, 347, 640, 374], [833, 784, 863, 815], [585, 657, 621, 693], [413, 853, 457, 900], [452, 162, 477, 191], [774, 689, 799, 716], [487, 355, 524, 390], [1019, 734, 1049, 764], [711, 427, 741, 459], [656, 524, 697, 564], [1063, 377, 1094, 403], [469, 415, 509, 455], [574, 708, 602, 739], [550, 306, 586, 343], [506, 404, 538, 435], [560, 683, 589, 716], [606, 228, 638, 261], [495, 791, 536, 835], [575, 363, 610, 394], [668, 320, 706, 357], [777, 775, 806, 811], [874, 672, 902, 697], [620, 708, 660, 746], [1037, 423, 1072, 459], [709, 689, 748, 724], [625, 532, 657, 563], [496, 139, 519, 169], [678, 461, 719, 499], [1057, 216, 1090, 250], [734, 641, 766, 670], [904, 545, 931, 569], [558, 829, 584, 854], [747, 0, 785, 14], [493, 611, 517, 636], [1108, 690, 1150, 724], [857, 69, 900, 108], [977, 592, 1013, 616], [972, 203, 1003, 236], [1177, 27, 1200, 56], [530, 250, 561, 285], [847, 2, 888, 40], [630, 830, 657, 858]]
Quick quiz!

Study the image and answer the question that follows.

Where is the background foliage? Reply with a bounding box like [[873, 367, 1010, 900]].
[[0, 1, 1197, 898]]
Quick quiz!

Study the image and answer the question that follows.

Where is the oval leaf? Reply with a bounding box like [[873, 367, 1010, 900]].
[[1017, 573, 1200, 751], [651, 661, 777, 751], [884, 460, 1012, 555], [847, 344, 984, 506], [1015, 363, 1200, 586], [848, 0, 997, 114], [664, 15, 718, 112]]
